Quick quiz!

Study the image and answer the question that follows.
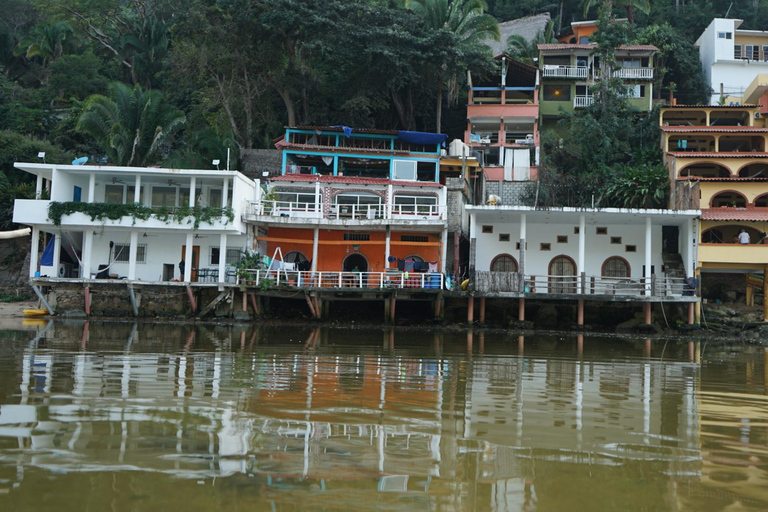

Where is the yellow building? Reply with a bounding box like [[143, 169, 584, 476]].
[[662, 104, 768, 316]]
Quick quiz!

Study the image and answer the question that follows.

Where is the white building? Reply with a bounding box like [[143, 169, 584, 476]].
[[696, 18, 768, 104], [467, 206, 700, 298], [12, 163, 258, 283]]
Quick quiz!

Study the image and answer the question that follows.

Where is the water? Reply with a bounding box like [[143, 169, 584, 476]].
[[0, 322, 766, 511]]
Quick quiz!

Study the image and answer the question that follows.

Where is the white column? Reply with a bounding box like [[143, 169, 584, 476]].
[[441, 227, 448, 273], [82, 230, 94, 279], [87, 173, 96, 202], [222, 179, 229, 208], [385, 226, 391, 268], [387, 184, 393, 218], [29, 226, 40, 277], [218, 233, 227, 283], [133, 175, 141, 203], [519, 214, 527, 280], [184, 233, 194, 282], [128, 231, 138, 280], [578, 214, 586, 293], [36, 175, 43, 198], [311, 227, 319, 272], [645, 216, 652, 294], [53, 231, 62, 273], [685, 218, 694, 278], [189, 177, 196, 207], [314, 181, 321, 215]]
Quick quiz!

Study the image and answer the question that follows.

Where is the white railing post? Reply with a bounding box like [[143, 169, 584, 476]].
[[380, 273, 384, 288], [338, 273, 342, 288]]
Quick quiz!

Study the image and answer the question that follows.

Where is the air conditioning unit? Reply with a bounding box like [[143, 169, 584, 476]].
[[58, 263, 72, 278], [755, 112, 761, 119]]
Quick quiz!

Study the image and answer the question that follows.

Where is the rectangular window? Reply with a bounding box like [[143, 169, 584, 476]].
[[734, 45, 742, 59], [626, 245, 637, 253], [717, 32, 732, 39], [499, 234, 510, 242], [151, 186, 177, 207], [540, 243, 551, 251], [113, 243, 146, 263], [611, 236, 622, 244], [211, 247, 241, 265], [344, 233, 370, 241], [393, 195, 437, 214], [401, 235, 429, 242], [276, 190, 316, 208], [482, 225, 493, 233], [574, 227, 580, 234], [105, 184, 124, 204], [557, 235, 568, 243], [596, 227, 608, 235], [209, 189, 223, 208], [392, 160, 417, 181], [543, 84, 571, 102]]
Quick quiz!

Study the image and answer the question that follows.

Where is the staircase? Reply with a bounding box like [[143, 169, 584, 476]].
[[661, 253, 687, 296]]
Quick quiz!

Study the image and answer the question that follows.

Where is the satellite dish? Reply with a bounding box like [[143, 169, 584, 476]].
[[72, 156, 89, 165]]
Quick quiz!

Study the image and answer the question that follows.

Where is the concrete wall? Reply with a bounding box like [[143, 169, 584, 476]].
[[484, 181, 533, 207]]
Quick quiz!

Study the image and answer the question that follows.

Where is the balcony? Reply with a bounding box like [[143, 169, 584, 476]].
[[237, 269, 444, 290], [246, 200, 446, 222], [574, 95, 594, 108], [613, 67, 653, 79], [542, 66, 588, 79]]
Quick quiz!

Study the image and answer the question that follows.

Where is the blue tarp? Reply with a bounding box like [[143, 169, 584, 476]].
[[40, 235, 55, 266], [331, 125, 353, 137], [397, 131, 447, 147]]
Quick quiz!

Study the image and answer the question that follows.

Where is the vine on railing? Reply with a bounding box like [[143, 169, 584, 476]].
[[47, 202, 234, 229]]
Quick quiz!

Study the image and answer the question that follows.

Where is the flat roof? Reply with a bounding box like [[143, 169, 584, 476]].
[[14, 162, 250, 182], [466, 205, 700, 225]]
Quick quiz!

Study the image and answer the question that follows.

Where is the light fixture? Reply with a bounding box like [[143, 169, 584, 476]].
[[37, 152, 46, 164], [262, 171, 269, 177], [352, 244, 360, 251], [212, 159, 220, 170]]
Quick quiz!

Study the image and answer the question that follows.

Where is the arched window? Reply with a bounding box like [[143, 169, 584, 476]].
[[701, 228, 724, 243], [602, 257, 630, 278], [548, 255, 576, 294], [755, 194, 768, 207], [491, 254, 518, 272], [678, 163, 730, 178], [284, 251, 308, 263], [711, 191, 747, 208]]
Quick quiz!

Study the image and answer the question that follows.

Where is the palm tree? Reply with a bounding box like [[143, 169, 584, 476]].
[[408, 0, 499, 133], [583, 0, 650, 24], [14, 22, 74, 66], [77, 82, 186, 166], [506, 19, 558, 65]]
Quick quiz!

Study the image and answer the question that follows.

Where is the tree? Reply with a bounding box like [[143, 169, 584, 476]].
[[408, 0, 499, 132], [14, 21, 74, 66], [506, 17, 557, 65], [77, 82, 185, 166], [583, 0, 650, 24]]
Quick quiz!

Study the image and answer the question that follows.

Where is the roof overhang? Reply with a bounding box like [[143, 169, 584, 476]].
[[13, 162, 247, 181], [466, 205, 700, 226]]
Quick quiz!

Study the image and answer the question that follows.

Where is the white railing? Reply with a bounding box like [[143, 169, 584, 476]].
[[246, 201, 445, 221], [474, 272, 694, 297], [542, 66, 588, 79], [237, 270, 445, 290], [574, 95, 594, 108], [613, 68, 653, 79]]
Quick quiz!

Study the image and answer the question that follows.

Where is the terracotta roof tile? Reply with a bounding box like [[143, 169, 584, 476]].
[[666, 152, 768, 158], [537, 43, 657, 51], [701, 208, 768, 221], [270, 174, 443, 187], [662, 104, 759, 109]]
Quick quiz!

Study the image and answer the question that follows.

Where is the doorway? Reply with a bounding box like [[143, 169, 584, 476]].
[[662, 226, 679, 253], [549, 255, 576, 293], [181, 245, 200, 282], [343, 253, 368, 272]]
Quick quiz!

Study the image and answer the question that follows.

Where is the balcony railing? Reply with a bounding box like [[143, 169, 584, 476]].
[[613, 67, 654, 79], [574, 95, 594, 108], [247, 201, 446, 221], [542, 66, 588, 79], [474, 271, 694, 298], [237, 270, 445, 290]]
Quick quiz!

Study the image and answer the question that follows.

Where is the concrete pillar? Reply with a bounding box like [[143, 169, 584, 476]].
[[695, 301, 701, 324], [189, 177, 196, 207], [134, 175, 141, 203], [87, 173, 96, 202], [218, 233, 227, 283], [479, 296, 486, 323], [222, 178, 229, 208], [53, 232, 62, 272], [440, 227, 448, 273], [518, 298, 525, 321], [29, 226, 40, 278], [467, 296, 474, 323], [311, 227, 319, 275], [385, 226, 391, 268], [82, 229, 93, 279], [384, 296, 391, 322], [644, 302, 652, 325], [36, 175, 44, 198], [688, 302, 695, 325], [577, 299, 584, 326], [128, 231, 138, 280], [644, 216, 652, 295], [578, 215, 585, 293], [184, 233, 194, 282]]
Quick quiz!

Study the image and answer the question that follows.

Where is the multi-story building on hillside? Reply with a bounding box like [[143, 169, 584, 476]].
[[696, 18, 768, 104], [538, 20, 656, 128], [661, 104, 768, 317]]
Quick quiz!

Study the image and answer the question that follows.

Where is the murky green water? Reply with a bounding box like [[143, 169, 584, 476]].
[[0, 322, 766, 511]]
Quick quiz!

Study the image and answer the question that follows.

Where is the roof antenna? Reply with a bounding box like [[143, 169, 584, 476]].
[[725, 2, 733, 18]]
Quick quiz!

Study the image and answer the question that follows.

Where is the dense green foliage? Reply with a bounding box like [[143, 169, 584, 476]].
[[0, 0, 761, 224], [47, 201, 234, 229]]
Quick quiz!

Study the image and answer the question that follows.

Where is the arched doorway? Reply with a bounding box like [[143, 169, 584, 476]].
[[549, 255, 576, 293], [491, 254, 518, 272], [343, 253, 368, 272]]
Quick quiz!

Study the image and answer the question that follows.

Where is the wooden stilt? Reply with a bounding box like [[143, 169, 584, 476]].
[[186, 286, 197, 313], [84, 286, 91, 315], [479, 296, 486, 323], [249, 293, 259, 316], [305, 294, 317, 318], [467, 296, 474, 323], [644, 302, 652, 325], [390, 296, 396, 323], [687, 302, 695, 325], [518, 298, 525, 321], [242, 292, 247, 311], [197, 291, 228, 318], [577, 299, 584, 326], [313, 296, 321, 319]]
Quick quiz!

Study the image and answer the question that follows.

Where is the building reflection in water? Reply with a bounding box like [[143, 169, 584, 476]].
[[0, 322, 758, 510]]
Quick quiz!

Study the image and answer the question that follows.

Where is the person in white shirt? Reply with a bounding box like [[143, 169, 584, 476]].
[[738, 229, 751, 244]]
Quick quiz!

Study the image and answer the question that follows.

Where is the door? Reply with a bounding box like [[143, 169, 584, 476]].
[[181, 245, 200, 282], [549, 256, 576, 294]]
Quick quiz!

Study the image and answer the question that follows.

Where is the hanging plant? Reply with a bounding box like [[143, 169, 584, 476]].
[[47, 201, 234, 229]]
